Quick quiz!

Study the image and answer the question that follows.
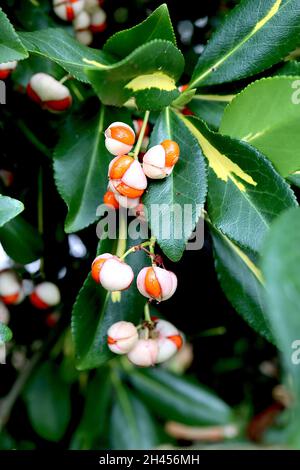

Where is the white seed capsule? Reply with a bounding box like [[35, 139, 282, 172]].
[[153, 319, 183, 363], [127, 339, 158, 367], [105, 122, 135, 156], [90, 7, 107, 33], [73, 11, 93, 45], [0, 271, 23, 305], [75, 30, 93, 45], [30, 282, 61, 309], [85, 0, 103, 14], [53, 0, 85, 21], [27, 73, 72, 112], [91, 254, 134, 291], [108, 155, 147, 200], [0, 61, 17, 80], [73, 10, 91, 29], [142, 140, 180, 179], [107, 321, 138, 355], [137, 266, 177, 302]]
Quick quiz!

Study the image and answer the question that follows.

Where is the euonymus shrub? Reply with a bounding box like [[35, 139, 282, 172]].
[[1, 0, 300, 449]]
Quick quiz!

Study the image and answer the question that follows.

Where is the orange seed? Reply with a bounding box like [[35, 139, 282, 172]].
[[145, 267, 161, 299]]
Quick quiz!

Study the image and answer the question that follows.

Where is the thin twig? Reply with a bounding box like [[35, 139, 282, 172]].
[[17, 120, 51, 158], [0, 349, 42, 431]]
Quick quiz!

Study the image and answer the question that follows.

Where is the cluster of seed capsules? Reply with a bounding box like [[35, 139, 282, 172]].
[[103, 121, 180, 210], [92, 121, 182, 366], [0, 270, 61, 328], [107, 318, 183, 367], [53, 0, 107, 45]]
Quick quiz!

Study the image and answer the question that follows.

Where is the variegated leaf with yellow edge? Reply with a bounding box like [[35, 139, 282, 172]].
[[176, 114, 297, 252], [190, 0, 300, 88], [84, 40, 184, 110], [208, 219, 273, 342]]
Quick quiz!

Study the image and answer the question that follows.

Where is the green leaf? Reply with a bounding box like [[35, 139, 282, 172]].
[[143, 108, 207, 261], [0, 323, 12, 344], [54, 106, 129, 233], [14, 0, 56, 31], [13, 55, 65, 88], [190, 0, 300, 88], [189, 94, 234, 130], [70, 369, 112, 450], [220, 77, 300, 177], [274, 60, 300, 76], [103, 4, 176, 58], [0, 8, 28, 62], [261, 207, 300, 445], [177, 114, 297, 253], [23, 362, 71, 442], [19, 28, 113, 83], [0, 215, 43, 264], [110, 382, 158, 450], [85, 40, 184, 110], [0, 195, 24, 228], [72, 236, 149, 370], [288, 172, 300, 188], [210, 222, 273, 341], [0, 431, 15, 450], [129, 368, 233, 426], [172, 88, 196, 108]]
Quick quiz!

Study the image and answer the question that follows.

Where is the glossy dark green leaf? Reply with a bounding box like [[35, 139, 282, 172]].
[[54, 106, 129, 233], [110, 383, 158, 450], [220, 77, 300, 177], [0, 8, 28, 62], [0, 215, 43, 264], [0, 195, 24, 228], [129, 368, 233, 426], [177, 114, 297, 253], [23, 362, 71, 442], [19, 29, 113, 83], [70, 369, 112, 450], [189, 94, 234, 130], [103, 4, 176, 58], [190, 0, 300, 88], [210, 222, 273, 342], [72, 236, 149, 370], [143, 108, 207, 261], [85, 40, 184, 110], [262, 207, 300, 445], [0, 322, 12, 343]]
